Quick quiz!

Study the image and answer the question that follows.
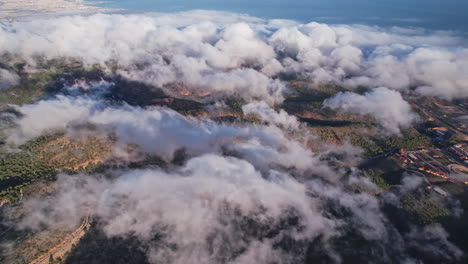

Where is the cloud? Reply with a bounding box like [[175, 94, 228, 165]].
[[19, 152, 463, 263], [8, 95, 240, 157], [0, 12, 467, 103], [16, 153, 393, 263], [401, 174, 424, 192], [1, 10, 466, 264], [0, 69, 20, 90], [8, 95, 94, 144], [9, 95, 330, 175], [9, 93, 462, 263], [8, 82, 460, 263], [118, 66, 287, 104], [405, 224, 463, 261], [20, 155, 337, 263], [323, 87, 419, 135], [242, 101, 300, 130]]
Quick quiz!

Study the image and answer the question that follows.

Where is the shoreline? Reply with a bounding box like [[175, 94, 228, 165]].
[[0, 0, 111, 21]]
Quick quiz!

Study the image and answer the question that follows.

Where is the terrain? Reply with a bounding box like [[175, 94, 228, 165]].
[[0, 10, 467, 264], [0, 60, 467, 264]]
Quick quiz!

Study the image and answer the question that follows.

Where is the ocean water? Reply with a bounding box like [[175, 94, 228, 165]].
[[91, 0, 468, 32]]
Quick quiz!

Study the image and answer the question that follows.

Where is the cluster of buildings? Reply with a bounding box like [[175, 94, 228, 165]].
[[416, 167, 448, 178], [447, 144, 468, 165], [403, 99, 468, 186], [396, 148, 468, 185]]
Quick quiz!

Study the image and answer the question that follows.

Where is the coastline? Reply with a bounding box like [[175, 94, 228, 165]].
[[0, 0, 110, 21]]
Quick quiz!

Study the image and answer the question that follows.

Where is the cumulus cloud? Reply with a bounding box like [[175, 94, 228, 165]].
[[323, 87, 419, 135], [7, 95, 241, 157], [8, 95, 94, 143], [20, 155, 337, 263], [15, 154, 389, 263], [8, 94, 461, 263], [242, 101, 300, 130], [1, 10, 466, 264], [118, 66, 287, 104], [5, 85, 409, 263], [9, 94, 331, 176], [401, 174, 424, 192], [19, 152, 463, 263], [0, 11, 467, 102], [9, 85, 461, 263], [0, 69, 20, 90]]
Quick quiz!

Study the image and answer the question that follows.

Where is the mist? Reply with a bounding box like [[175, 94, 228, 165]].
[[1, 11, 467, 102]]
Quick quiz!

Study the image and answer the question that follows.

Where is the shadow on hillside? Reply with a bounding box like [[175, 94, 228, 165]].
[[299, 117, 358, 127]]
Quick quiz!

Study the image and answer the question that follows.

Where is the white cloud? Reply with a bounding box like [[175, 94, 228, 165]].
[[242, 101, 300, 130], [20, 155, 338, 263], [2, 11, 465, 263], [9, 95, 94, 144], [0, 12, 467, 102], [323, 87, 419, 135], [9, 95, 330, 175], [0, 69, 20, 90]]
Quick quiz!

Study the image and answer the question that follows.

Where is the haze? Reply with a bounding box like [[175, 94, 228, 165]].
[[94, 0, 468, 32]]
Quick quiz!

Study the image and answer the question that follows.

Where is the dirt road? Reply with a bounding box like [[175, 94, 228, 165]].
[[29, 216, 91, 264]]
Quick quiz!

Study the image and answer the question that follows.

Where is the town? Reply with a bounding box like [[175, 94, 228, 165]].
[[396, 97, 468, 187]]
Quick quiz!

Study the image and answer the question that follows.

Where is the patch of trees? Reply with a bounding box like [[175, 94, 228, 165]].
[[0, 152, 55, 201], [225, 97, 245, 114], [352, 133, 433, 156], [0, 71, 56, 106], [366, 169, 391, 189], [400, 189, 449, 225], [64, 222, 151, 264]]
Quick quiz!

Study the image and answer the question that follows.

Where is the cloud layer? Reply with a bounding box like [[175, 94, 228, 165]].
[[0, 11, 467, 102], [21, 155, 334, 263], [10, 86, 461, 263], [1, 10, 466, 264]]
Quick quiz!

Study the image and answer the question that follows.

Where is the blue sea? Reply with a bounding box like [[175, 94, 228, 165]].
[[90, 0, 468, 32]]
